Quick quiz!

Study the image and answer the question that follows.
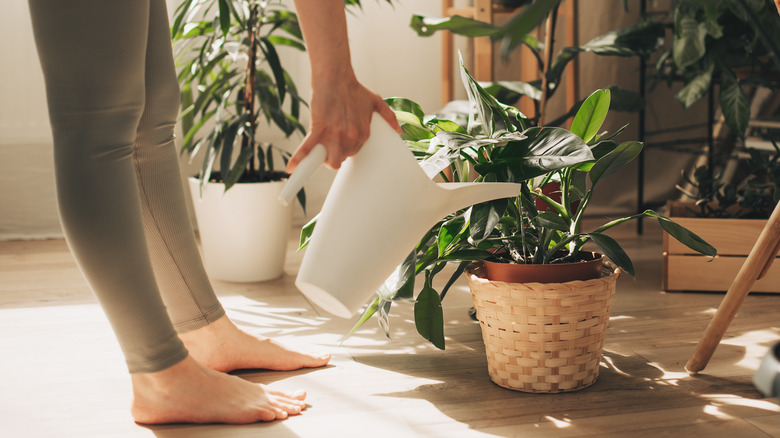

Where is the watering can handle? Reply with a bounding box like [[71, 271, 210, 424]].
[[278, 144, 327, 206]]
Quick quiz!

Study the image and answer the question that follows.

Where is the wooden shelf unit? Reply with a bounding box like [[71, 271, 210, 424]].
[[440, 0, 579, 116]]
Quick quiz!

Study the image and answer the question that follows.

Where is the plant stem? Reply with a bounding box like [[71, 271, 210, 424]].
[[245, 3, 259, 176], [538, 4, 559, 126]]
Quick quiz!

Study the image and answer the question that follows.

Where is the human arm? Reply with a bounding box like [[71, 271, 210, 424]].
[[287, 0, 401, 172]]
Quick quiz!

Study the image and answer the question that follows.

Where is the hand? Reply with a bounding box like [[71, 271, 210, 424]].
[[286, 76, 401, 173]]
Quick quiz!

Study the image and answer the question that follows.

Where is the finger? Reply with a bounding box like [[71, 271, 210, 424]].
[[287, 132, 323, 173], [375, 98, 402, 134]]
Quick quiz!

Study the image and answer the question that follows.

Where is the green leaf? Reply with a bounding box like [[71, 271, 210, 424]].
[[676, 62, 714, 108], [483, 80, 542, 103], [217, 0, 231, 37], [260, 38, 287, 106], [438, 216, 467, 257], [385, 97, 426, 121], [219, 119, 241, 187], [673, 11, 708, 69], [497, 0, 562, 59], [459, 55, 513, 137], [469, 199, 508, 245], [570, 89, 611, 143], [223, 142, 253, 189], [589, 141, 643, 185], [719, 71, 750, 138], [643, 211, 717, 257], [410, 14, 499, 37], [266, 35, 305, 51], [298, 215, 317, 251], [403, 124, 435, 142], [588, 233, 635, 277], [535, 211, 569, 231], [344, 296, 381, 341], [476, 127, 594, 181], [414, 273, 445, 350], [580, 21, 665, 57]]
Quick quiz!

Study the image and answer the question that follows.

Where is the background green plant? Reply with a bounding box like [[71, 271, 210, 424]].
[[653, 0, 780, 139], [410, 0, 659, 125], [172, 0, 392, 206]]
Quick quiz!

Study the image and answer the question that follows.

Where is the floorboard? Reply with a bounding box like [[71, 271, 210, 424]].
[[1, 220, 778, 437]]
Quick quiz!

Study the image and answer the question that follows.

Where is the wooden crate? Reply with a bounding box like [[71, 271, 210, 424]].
[[662, 201, 780, 293]]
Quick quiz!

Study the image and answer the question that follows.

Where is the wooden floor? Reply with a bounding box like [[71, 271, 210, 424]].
[[1, 220, 779, 437]]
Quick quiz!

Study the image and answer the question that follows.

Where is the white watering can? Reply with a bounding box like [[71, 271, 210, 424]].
[[279, 116, 521, 318]]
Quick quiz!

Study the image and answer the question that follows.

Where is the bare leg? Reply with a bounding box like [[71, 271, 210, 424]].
[[131, 0, 330, 374], [29, 0, 324, 424]]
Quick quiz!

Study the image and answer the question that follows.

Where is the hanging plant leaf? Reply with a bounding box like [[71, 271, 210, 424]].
[[414, 272, 445, 350]]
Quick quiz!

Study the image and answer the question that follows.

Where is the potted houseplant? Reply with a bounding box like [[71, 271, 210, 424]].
[[172, 0, 307, 282], [653, 0, 780, 139], [302, 59, 716, 393], [664, 146, 780, 292]]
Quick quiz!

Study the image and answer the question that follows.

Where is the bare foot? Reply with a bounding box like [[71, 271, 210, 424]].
[[179, 315, 331, 373], [131, 356, 307, 424]]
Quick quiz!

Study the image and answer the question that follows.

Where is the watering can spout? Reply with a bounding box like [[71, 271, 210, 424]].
[[437, 182, 520, 218], [288, 115, 521, 318]]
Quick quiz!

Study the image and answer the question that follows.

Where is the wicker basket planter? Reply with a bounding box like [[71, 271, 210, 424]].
[[467, 261, 620, 393]]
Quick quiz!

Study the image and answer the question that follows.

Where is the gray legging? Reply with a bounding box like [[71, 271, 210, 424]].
[[28, 0, 225, 373]]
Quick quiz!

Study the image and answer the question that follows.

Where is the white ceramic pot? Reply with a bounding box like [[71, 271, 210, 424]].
[[188, 177, 292, 282]]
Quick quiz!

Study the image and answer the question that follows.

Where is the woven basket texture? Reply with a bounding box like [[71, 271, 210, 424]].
[[467, 262, 620, 393]]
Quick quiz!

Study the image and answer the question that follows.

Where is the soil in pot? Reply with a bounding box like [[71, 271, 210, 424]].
[[483, 252, 604, 283]]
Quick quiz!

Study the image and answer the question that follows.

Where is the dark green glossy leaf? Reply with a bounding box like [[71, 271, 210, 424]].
[[223, 142, 253, 188], [588, 233, 634, 277], [589, 141, 643, 185], [438, 216, 467, 257], [535, 211, 569, 231], [414, 273, 445, 350], [469, 199, 508, 244], [217, 0, 230, 37], [219, 119, 241, 188], [476, 127, 593, 181]]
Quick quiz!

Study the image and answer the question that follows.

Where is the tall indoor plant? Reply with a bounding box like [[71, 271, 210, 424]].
[[172, 0, 384, 281]]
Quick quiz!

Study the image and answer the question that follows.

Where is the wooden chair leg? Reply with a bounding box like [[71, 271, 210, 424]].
[[685, 203, 780, 375]]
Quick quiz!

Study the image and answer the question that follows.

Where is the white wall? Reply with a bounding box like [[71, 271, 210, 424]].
[[0, 0, 443, 239], [0, 0, 59, 239]]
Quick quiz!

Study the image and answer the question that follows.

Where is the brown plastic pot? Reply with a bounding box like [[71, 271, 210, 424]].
[[483, 252, 604, 283]]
